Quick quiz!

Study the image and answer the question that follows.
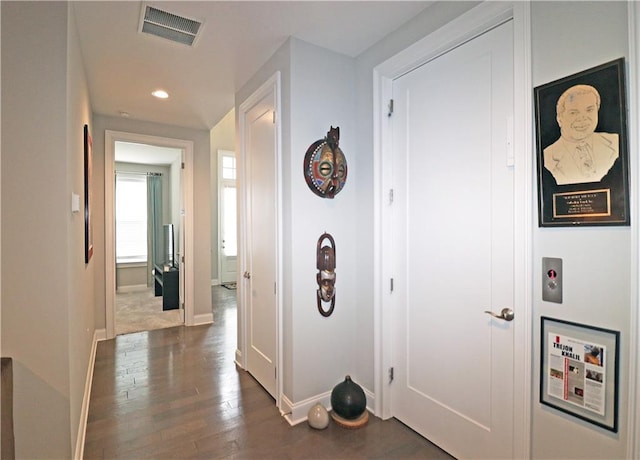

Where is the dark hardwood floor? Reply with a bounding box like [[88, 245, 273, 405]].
[[83, 286, 454, 459]]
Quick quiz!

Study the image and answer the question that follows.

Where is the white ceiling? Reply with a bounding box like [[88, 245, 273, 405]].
[[73, 1, 432, 131]]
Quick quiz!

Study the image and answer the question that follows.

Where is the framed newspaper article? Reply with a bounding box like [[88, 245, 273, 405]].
[[540, 317, 619, 432]]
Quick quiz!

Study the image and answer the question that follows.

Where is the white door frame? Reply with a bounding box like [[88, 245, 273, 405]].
[[237, 72, 283, 408], [105, 130, 195, 339], [629, 3, 640, 458], [373, 2, 532, 457]]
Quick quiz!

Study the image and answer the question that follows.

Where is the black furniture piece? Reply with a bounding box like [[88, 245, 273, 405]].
[[1, 357, 14, 459], [154, 263, 179, 310]]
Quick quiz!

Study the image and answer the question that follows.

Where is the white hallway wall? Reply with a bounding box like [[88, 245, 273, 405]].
[[1, 2, 95, 458], [235, 36, 359, 410], [210, 108, 236, 283], [531, 2, 634, 458]]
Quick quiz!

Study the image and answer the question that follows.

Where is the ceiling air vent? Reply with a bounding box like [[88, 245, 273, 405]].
[[140, 5, 202, 46]]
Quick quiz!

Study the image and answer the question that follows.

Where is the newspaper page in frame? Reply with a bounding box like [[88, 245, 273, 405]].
[[547, 333, 606, 415]]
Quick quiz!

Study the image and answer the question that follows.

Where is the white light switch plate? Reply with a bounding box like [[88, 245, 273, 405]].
[[72, 193, 81, 213]]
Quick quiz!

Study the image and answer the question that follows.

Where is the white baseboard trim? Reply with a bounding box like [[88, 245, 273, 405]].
[[116, 284, 148, 293], [282, 392, 331, 426], [280, 394, 294, 422], [74, 329, 103, 460], [281, 383, 376, 426], [234, 349, 243, 369], [193, 312, 213, 326], [95, 328, 107, 342]]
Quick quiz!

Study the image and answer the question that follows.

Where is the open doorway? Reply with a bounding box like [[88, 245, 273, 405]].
[[105, 130, 195, 340], [217, 150, 237, 288], [114, 142, 182, 335]]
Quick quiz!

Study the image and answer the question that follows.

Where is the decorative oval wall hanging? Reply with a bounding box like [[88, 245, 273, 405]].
[[303, 126, 348, 199], [316, 232, 336, 317]]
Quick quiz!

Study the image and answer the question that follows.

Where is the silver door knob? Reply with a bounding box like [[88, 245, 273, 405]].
[[484, 307, 514, 322]]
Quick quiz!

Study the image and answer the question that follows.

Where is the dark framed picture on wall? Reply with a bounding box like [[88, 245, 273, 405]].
[[540, 317, 619, 432], [534, 58, 629, 227], [84, 124, 94, 264]]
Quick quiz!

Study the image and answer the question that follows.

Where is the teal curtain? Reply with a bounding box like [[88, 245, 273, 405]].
[[147, 174, 163, 286]]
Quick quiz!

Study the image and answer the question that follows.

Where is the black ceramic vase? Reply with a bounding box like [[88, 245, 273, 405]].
[[331, 375, 366, 420]]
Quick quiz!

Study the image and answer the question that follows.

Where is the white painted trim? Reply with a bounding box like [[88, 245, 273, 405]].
[[237, 102, 247, 372], [94, 328, 107, 342], [193, 312, 214, 326], [281, 384, 376, 426], [628, 2, 640, 458], [116, 284, 148, 293], [283, 391, 332, 426], [210, 278, 220, 286], [237, 72, 283, 410], [373, 2, 514, 79], [116, 262, 146, 269], [511, 4, 533, 459], [373, 2, 532, 457], [105, 136, 116, 338], [274, 72, 284, 414], [280, 394, 294, 421], [372, 67, 393, 420], [73, 329, 103, 460], [105, 130, 195, 338], [182, 139, 195, 327]]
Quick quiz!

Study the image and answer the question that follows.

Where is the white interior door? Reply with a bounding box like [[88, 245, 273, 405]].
[[390, 21, 515, 459], [243, 87, 277, 398], [218, 150, 237, 285], [178, 150, 185, 322]]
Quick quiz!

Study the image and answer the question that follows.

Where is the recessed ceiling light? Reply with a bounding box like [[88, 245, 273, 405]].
[[152, 90, 169, 99]]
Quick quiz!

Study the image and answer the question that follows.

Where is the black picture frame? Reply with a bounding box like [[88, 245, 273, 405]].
[[534, 58, 629, 227], [540, 316, 619, 432], [84, 124, 93, 264]]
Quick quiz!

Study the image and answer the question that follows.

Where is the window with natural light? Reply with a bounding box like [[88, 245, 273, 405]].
[[221, 155, 237, 257], [116, 173, 147, 263], [222, 155, 236, 180]]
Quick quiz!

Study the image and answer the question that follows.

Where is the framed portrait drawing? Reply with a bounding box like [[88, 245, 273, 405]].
[[84, 124, 94, 263], [534, 58, 629, 227]]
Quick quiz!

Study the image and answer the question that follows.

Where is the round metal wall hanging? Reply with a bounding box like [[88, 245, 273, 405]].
[[303, 126, 348, 199]]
